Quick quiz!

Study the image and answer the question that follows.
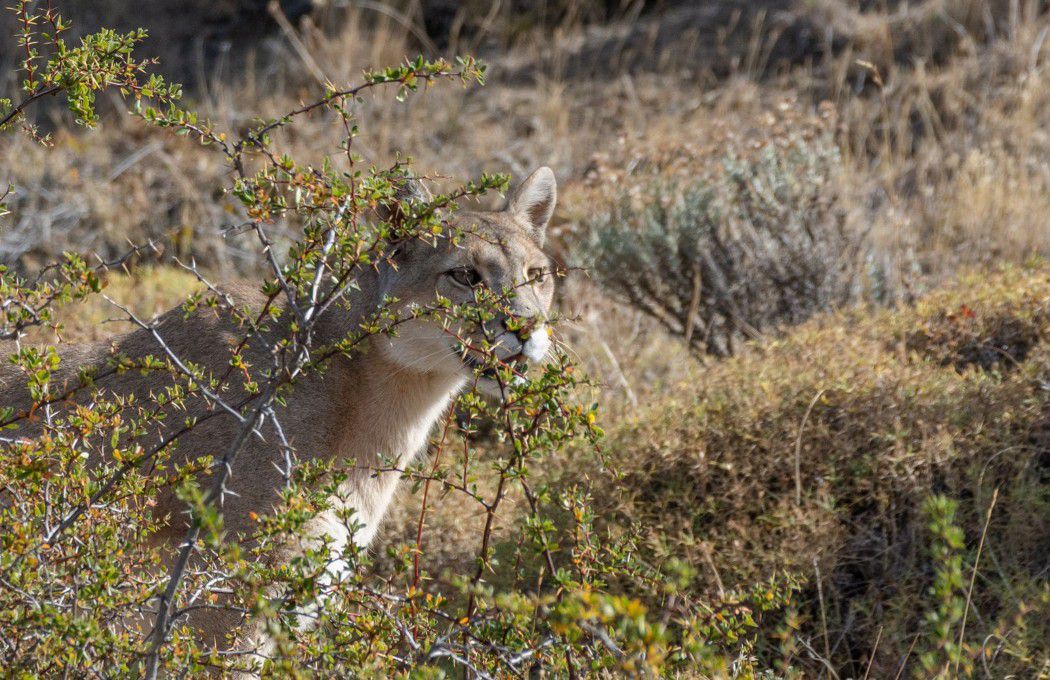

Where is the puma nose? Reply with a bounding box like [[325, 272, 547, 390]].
[[505, 316, 539, 341], [498, 317, 550, 363]]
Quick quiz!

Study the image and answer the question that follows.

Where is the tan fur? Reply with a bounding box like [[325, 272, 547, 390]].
[[0, 168, 559, 656]]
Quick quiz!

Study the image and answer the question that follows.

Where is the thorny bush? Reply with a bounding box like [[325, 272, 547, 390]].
[[0, 4, 798, 678]]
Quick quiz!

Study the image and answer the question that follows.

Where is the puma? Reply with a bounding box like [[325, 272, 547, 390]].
[[0, 167, 559, 662]]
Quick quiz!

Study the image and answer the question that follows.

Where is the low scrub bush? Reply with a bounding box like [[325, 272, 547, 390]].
[[583, 133, 876, 357], [584, 264, 1050, 677]]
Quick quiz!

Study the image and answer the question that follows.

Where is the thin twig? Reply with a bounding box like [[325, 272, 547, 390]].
[[795, 389, 827, 506], [814, 556, 831, 669], [892, 633, 921, 680], [862, 625, 883, 680], [0, 86, 61, 129]]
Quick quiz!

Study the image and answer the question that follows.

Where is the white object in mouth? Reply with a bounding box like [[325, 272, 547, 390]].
[[522, 326, 551, 363]]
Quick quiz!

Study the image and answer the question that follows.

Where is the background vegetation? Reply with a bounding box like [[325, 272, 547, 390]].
[[1, 0, 1048, 677]]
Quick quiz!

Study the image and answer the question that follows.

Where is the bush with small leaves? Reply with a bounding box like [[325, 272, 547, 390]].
[[583, 134, 872, 357], [917, 495, 971, 679]]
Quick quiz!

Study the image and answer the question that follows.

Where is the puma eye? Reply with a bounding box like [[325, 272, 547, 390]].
[[448, 267, 482, 288]]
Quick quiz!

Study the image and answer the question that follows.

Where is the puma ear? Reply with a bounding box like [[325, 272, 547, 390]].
[[507, 167, 556, 245], [375, 173, 433, 224]]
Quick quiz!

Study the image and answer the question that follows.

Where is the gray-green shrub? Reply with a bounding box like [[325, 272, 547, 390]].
[[584, 135, 871, 356]]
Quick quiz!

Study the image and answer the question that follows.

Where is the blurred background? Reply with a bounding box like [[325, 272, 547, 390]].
[[3, 1, 1047, 284]]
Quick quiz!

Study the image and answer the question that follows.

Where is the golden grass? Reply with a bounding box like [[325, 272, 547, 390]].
[[2, 1, 1047, 285], [20, 266, 203, 346], [370, 262, 1050, 676]]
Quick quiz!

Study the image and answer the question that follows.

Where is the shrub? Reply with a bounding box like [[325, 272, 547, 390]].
[[584, 263, 1050, 677], [583, 134, 872, 357], [917, 495, 971, 678]]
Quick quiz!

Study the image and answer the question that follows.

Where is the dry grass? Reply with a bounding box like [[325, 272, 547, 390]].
[[18, 267, 204, 346], [374, 263, 1050, 677]]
